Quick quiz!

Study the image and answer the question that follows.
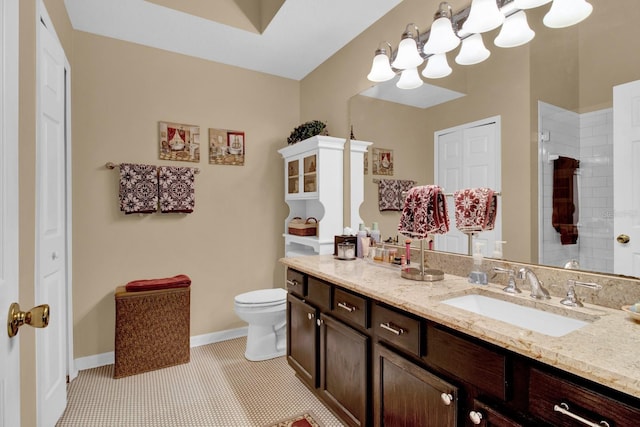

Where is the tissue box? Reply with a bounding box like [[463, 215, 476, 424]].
[[288, 217, 318, 236]]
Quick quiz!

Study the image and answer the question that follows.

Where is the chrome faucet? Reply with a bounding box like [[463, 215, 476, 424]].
[[517, 268, 550, 300], [493, 267, 521, 294]]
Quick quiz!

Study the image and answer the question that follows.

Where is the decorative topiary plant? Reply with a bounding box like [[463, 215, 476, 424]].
[[287, 120, 328, 145]]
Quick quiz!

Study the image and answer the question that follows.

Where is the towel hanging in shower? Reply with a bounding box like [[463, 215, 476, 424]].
[[118, 163, 158, 214], [552, 156, 579, 245]]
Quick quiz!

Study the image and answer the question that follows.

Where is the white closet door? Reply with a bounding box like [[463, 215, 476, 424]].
[[435, 117, 502, 257]]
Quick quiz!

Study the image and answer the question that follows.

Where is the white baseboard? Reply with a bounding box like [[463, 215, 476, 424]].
[[73, 327, 249, 372]]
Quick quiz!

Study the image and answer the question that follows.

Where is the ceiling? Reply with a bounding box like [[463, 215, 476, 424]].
[[63, 0, 404, 80]]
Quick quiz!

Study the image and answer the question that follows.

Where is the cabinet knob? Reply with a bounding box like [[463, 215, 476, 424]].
[[440, 393, 453, 406], [307, 312, 315, 320], [469, 410, 483, 425]]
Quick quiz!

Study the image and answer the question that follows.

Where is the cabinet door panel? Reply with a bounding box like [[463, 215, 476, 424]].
[[374, 344, 458, 427], [320, 314, 368, 427], [287, 294, 318, 388]]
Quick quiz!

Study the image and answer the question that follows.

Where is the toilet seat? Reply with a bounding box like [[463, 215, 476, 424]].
[[234, 288, 287, 308]]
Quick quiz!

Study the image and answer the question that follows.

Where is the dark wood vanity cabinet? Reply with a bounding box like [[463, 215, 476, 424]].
[[373, 343, 458, 427], [285, 268, 640, 427], [320, 313, 369, 427]]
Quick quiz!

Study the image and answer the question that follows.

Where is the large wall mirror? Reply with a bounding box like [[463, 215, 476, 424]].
[[349, 1, 640, 278]]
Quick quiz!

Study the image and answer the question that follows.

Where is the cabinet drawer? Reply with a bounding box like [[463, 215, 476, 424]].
[[332, 287, 368, 329], [372, 303, 422, 357], [307, 276, 331, 311], [425, 325, 508, 400], [286, 269, 306, 298], [529, 367, 640, 427]]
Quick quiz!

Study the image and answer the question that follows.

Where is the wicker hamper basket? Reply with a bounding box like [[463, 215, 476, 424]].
[[288, 217, 318, 236]]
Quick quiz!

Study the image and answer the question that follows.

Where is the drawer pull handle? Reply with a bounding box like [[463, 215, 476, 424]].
[[286, 279, 298, 287], [553, 403, 610, 427], [469, 410, 483, 425], [337, 302, 357, 312], [307, 313, 315, 320], [440, 393, 453, 406], [380, 322, 405, 335]]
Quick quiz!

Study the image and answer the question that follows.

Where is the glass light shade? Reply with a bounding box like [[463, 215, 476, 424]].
[[494, 11, 535, 48], [396, 67, 423, 89], [462, 0, 505, 34], [367, 52, 396, 82], [392, 37, 424, 70], [513, 0, 552, 9], [424, 17, 460, 55], [543, 0, 593, 28], [422, 54, 452, 79], [455, 33, 491, 65]]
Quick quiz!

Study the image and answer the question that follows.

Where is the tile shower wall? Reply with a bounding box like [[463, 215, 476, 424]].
[[579, 109, 613, 273], [539, 102, 613, 273]]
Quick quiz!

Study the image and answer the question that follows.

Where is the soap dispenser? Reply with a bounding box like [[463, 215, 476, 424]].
[[469, 242, 488, 285]]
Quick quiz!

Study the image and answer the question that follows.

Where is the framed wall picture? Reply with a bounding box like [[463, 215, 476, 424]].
[[209, 128, 245, 166], [364, 151, 369, 175], [159, 121, 200, 162], [372, 148, 393, 176]]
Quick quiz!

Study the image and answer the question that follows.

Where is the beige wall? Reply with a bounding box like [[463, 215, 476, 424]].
[[71, 32, 299, 358]]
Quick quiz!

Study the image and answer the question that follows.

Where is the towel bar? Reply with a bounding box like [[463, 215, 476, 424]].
[[106, 161, 200, 174]]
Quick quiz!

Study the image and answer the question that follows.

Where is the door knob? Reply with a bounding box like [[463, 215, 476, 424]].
[[7, 302, 50, 338], [617, 234, 630, 244]]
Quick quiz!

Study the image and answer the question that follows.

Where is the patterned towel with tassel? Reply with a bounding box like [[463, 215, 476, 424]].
[[398, 185, 449, 238], [453, 188, 498, 233], [158, 166, 196, 213], [119, 163, 158, 214]]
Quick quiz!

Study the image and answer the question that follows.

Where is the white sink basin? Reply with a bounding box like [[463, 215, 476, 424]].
[[441, 294, 590, 337]]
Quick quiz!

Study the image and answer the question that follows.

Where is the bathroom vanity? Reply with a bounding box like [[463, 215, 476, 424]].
[[281, 255, 640, 427]]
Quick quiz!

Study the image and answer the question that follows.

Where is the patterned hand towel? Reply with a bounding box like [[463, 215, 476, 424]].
[[552, 156, 579, 245], [158, 166, 196, 213], [398, 185, 449, 238], [378, 179, 417, 211], [119, 163, 158, 214], [453, 188, 497, 233], [378, 179, 401, 211]]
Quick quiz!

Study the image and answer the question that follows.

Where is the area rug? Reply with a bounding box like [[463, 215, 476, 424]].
[[265, 411, 324, 427]]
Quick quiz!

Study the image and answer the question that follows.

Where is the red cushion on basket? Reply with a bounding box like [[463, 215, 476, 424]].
[[125, 274, 191, 292]]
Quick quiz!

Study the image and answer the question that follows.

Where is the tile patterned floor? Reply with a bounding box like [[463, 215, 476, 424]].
[[56, 337, 344, 427]]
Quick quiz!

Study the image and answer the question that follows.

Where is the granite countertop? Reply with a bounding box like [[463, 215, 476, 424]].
[[280, 255, 640, 399]]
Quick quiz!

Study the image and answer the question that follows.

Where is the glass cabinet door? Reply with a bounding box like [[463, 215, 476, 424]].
[[287, 159, 299, 195], [303, 154, 317, 193]]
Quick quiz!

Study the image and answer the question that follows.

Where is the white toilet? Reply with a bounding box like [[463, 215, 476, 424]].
[[234, 288, 287, 361]]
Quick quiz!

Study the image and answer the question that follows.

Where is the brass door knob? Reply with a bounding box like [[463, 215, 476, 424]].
[[617, 234, 631, 244], [7, 303, 50, 338]]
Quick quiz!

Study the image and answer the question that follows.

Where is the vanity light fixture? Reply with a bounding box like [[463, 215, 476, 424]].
[[462, 0, 505, 34], [494, 10, 535, 48], [366, 0, 594, 87], [422, 53, 453, 79], [423, 2, 460, 55], [391, 24, 424, 70], [455, 33, 491, 65], [366, 42, 396, 82], [396, 67, 424, 89], [543, 0, 593, 28]]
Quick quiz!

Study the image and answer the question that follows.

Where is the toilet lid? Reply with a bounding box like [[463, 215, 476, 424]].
[[235, 288, 287, 305]]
